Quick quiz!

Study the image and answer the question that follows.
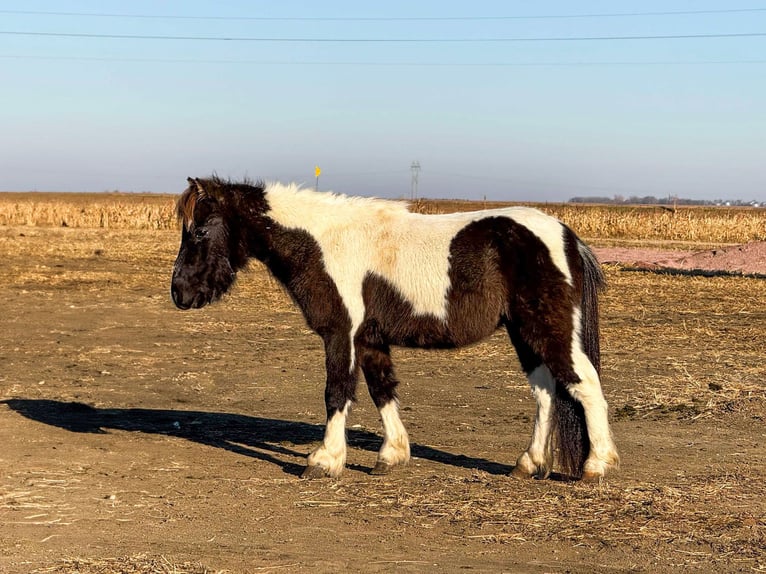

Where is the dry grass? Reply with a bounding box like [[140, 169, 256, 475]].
[[0, 193, 176, 230], [30, 555, 225, 574], [599, 266, 766, 420], [333, 470, 765, 566], [1, 192, 764, 243], [413, 199, 766, 244]]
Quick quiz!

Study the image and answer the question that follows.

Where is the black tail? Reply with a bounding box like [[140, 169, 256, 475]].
[[578, 240, 606, 375], [553, 236, 606, 478], [553, 384, 589, 478]]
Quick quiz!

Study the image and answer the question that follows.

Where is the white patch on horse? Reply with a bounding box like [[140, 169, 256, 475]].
[[377, 401, 410, 467], [264, 184, 573, 372], [306, 400, 351, 478], [567, 307, 619, 476]]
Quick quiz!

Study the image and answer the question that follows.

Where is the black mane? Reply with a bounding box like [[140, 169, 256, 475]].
[[176, 176, 266, 228]]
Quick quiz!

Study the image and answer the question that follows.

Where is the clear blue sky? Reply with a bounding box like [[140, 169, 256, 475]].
[[1, 1, 764, 202]]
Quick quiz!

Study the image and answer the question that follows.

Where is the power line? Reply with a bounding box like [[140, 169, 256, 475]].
[[3, 54, 766, 67], [1, 7, 765, 21], [2, 30, 766, 42]]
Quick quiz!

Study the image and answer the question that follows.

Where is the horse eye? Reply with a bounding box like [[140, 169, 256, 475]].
[[193, 228, 207, 241]]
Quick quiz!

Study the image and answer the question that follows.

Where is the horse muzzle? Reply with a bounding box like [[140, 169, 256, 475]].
[[171, 283, 210, 310]]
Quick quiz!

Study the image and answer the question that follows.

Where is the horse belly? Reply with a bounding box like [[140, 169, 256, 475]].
[[362, 273, 503, 349], [444, 290, 505, 346]]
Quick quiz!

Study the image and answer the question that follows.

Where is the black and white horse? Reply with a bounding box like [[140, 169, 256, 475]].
[[171, 176, 619, 481]]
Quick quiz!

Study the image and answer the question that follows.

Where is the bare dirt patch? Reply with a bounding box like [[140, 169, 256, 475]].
[[594, 241, 766, 277], [1, 227, 764, 573]]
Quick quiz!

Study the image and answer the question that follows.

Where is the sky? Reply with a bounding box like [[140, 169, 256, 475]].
[[1, 1, 765, 202]]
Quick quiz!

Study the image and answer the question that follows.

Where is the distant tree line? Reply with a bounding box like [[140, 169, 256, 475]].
[[568, 195, 762, 207]]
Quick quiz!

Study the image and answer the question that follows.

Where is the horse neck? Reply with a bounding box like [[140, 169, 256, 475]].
[[263, 183, 408, 238]]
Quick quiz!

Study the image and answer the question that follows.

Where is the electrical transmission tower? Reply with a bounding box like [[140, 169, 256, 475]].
[[410, 160, 421, 200]]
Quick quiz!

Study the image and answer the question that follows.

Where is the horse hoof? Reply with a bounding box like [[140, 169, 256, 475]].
[[370, 461, 392, 475], [581, 470, 604, 483], [509, 466, 533, 480], [301, 465, 330, 480]]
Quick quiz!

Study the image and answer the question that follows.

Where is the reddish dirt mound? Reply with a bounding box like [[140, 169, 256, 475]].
[[594, 241, 766, 276]]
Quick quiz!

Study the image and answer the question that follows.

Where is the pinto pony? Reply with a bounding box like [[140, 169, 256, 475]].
[[171, 176, 619, 481]]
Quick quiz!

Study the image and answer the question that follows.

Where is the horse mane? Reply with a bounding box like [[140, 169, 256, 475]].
[[176, 176, 262, 229], [262, 183, 411, 233], [177, 176, 410, 231], [176, 181, 200, 229]]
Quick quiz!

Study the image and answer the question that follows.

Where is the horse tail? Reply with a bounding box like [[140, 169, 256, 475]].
[[553, 235, 605, 478], [577, 239, 606, 375]]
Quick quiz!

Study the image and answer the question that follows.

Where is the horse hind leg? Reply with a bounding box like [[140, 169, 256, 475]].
[[512, 364, 557, 479], [566, 344, 620, 480], [506, 323, 555, 479], [540, 312, 619, 480], [507, 314, 619, 481], [356, 321, 410, 475]]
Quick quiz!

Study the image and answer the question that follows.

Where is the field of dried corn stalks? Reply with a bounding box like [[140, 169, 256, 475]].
[[0, 192, 763, 244]]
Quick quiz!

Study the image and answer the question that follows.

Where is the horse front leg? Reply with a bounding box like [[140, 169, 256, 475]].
[[372, 399, 410, 475], [302, 334, 358, 479], [356, 322, 410, 475]]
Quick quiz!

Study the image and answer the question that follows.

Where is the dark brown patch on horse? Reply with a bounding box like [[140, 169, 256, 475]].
[[354, 319, 400, 409], [268, 227, 358, 415]]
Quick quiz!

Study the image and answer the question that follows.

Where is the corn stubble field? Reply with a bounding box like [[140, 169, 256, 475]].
[[1, 191, 764, 243], [0, 192, 764, 574]]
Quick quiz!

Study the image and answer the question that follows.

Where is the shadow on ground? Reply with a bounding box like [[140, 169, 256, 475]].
[[3, 398, 514, 477], [619, 265, 766, 279]]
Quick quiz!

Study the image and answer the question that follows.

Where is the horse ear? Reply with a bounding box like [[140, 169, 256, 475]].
[[187, 177, 207, 197]]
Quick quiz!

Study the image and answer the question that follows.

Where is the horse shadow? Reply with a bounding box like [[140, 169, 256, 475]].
[[2, 398, 513, 477], [620, 266, 766, 280]]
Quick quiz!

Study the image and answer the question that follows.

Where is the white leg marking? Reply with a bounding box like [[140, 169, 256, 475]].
[[569, 309, 619, 476], [307, 401, 351, 478], [515, 365, 555, 478], [377, 401, 410, 467]]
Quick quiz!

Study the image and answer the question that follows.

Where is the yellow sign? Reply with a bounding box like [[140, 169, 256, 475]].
[[315, 166, 321, 178]]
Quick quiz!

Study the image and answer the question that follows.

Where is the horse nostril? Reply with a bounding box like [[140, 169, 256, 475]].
[[171, 285, 191, 310]]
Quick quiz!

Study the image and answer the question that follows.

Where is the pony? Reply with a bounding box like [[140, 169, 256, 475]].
[[171, 176, 619, 481]]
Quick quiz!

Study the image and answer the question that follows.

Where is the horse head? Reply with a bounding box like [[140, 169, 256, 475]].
[[171, 177, 247, 310]]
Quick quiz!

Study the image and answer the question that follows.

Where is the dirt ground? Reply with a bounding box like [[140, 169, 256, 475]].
[[0, 227, 764, 574], [594, 241, 766, 277]]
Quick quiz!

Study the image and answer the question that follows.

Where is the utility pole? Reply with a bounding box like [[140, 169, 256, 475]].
[[410, 160, 421, 201]]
